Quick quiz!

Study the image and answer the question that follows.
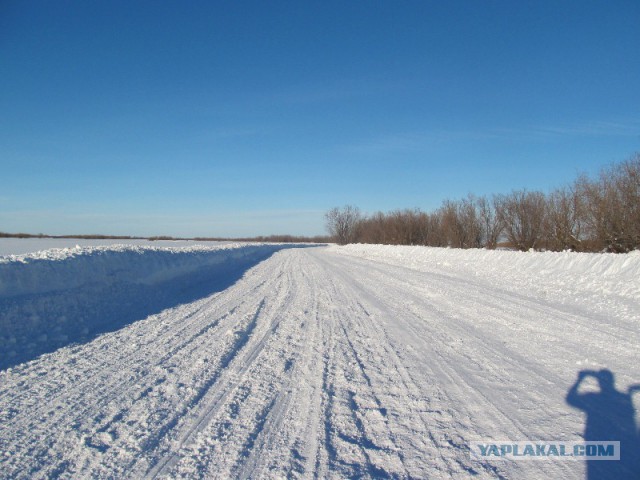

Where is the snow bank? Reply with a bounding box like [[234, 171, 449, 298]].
[[335, 244, 640, 281], [0, 243, 300, 370], [333, 244, 640, 312], [0, 243, 276, 298]]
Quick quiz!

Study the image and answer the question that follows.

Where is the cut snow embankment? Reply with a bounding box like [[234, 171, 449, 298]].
[[0, 243, 301, 370], [333, 244, 640, 320]]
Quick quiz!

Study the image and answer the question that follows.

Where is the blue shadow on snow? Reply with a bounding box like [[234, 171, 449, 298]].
[[0, 244, 321, 371], [566, 369, 640, 479]]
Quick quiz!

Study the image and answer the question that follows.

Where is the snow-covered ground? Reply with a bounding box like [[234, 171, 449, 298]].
[[1, 243, 639, 479], [0, 237, 230, 256], [0, 243, 297, 370]]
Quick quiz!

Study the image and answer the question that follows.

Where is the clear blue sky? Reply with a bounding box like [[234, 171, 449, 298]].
[[1, 1, 639, 237]]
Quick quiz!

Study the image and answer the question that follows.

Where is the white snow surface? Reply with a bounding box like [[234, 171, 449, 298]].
[[0, 243, 298, 370], [1, 242, 274, 297], [0, 237, 230, 256], [1, 244, 639, 479]]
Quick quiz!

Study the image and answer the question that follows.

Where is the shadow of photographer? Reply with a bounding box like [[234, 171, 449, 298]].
[[566, 369, 640, 479]]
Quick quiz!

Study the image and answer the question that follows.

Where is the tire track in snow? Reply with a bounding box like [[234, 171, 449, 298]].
[[312, 253, 473, 478], [1, 255, 287, 478], [234, 266, 327, 479], [144, 257, 301, 478], [312, 249, 595, 479], [1, 285, 250, 446]]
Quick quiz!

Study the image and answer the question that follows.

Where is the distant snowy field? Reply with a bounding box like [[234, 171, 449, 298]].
[[0, 237, 230, 256]]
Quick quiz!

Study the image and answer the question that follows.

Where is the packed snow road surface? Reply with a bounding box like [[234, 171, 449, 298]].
[[1, 245, 639, 479]]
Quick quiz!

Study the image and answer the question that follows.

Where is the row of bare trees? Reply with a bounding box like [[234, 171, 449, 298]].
[[326, 154, 639, 252]]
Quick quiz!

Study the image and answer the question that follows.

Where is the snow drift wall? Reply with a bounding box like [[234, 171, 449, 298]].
[[0, 243, 291, 298], [337, 244, 640, 281], [336, 244, 640, 307], [0, 244, 297, 370]]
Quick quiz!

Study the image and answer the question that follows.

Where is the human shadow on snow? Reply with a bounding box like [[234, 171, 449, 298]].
[[566, 369, 640, 479], [0, 245, 320, 371]]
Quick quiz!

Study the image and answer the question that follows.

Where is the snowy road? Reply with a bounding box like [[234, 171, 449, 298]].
[[1, 246, 639, 479]]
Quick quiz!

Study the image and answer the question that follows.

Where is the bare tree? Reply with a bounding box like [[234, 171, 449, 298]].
[[439, 200, 464, 248], [325, 152, 638, 252], [385, 209, 423, 245], [459, 195, 483, 248], [612, 154, 640, 251], [495, 190, 546, 251], [476, 195, 503, 249], [578, 154, 640, 252], [325, 205, 362, 245], [358, 211, 387, 244], [439, 196, 482, 248], [576, 174, 606, 251], [543, 185, 584, 251], [426, 209, 445, 247]]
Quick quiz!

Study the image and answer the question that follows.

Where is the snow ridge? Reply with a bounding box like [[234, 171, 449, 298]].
[[0, 243, 303, 370]]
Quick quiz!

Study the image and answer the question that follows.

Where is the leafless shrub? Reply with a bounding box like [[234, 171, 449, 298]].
[[577, 154, 640, 252], [543, 185, 585, 251], [439, 196, 482, 248], [495, 190, 546, 251], [476, 195, 503, 249], [325, 205, 362, 245], [357, 211, 387, 244], [326, 152, 639, 252]]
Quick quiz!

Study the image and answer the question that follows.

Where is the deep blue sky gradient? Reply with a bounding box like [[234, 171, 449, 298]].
[[1, 1, 639, 236]]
